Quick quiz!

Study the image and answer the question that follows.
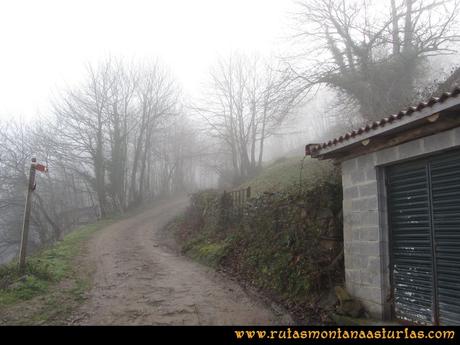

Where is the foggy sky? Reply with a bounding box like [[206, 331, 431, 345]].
[[0, 0, 292, 120]]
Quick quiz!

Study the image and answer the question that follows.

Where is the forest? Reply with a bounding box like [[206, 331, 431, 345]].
[[1, 0, 459, 270]]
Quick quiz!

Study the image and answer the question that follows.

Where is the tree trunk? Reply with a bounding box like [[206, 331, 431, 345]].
[[95, 121, 106, 217], [391, 0, 400, 55], [403, 0, 413, 50]]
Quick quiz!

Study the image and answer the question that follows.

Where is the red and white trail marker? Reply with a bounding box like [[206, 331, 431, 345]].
[[34, 163, 48, 173]]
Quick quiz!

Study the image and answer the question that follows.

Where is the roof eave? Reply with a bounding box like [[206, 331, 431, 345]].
[[310, 95, 460, 159]]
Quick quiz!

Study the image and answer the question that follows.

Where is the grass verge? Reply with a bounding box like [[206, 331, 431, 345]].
[[0, 218, 114, 324]]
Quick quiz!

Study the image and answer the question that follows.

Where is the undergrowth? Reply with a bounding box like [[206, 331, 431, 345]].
[[172, 159, 344, 323], [0, 218, 113, 307]]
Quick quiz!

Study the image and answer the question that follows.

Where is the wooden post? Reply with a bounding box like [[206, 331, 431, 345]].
[[18, 158, 37, 273]]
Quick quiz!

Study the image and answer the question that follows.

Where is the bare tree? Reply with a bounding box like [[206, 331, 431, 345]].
[[52, 58, 193, 213], [0, 119, 98, 263], [288, 0, 460, 121], [52, 61, 115, 216], [0, 58, 204, 264], [128, 63, 180, 206], [194, 54, 298, 185]]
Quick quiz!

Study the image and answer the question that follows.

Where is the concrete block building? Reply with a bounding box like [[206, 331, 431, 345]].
[[306, 87, 460, 325]]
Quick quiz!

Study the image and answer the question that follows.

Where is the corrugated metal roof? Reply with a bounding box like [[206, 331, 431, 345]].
[[305, 86, 460, 156]]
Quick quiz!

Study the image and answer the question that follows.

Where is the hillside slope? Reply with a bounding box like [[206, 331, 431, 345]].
[[238, 156, 336, 195]]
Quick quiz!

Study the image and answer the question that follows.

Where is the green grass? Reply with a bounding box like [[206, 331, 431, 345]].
[[0, 218, 114, 307], [183, 237, 232, 268], [0, 197, 183, 324], [238, 156, 335, 195]]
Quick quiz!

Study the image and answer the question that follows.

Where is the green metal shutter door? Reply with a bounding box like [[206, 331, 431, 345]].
[[387, 149, 460, 325], [430, 151, 460, 325], [388, 161, 434, 324]]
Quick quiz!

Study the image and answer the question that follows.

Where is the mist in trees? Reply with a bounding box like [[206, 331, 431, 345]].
[[0, 120, 95, 263], [52, 60, 189, 215], [1, 0, 460, 264], [193, 54, 299, 186], [0, 59, 208, 263], [288, 0, 460, 123]]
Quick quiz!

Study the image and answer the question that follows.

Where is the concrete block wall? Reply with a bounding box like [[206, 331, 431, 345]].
[[341, 126, 460, 319]]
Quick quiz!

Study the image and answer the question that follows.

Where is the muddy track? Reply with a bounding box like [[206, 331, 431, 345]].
[[69, 197, 293, 325]]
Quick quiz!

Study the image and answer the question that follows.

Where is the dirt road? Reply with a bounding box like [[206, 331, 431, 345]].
[[70, 197, 293, 325]]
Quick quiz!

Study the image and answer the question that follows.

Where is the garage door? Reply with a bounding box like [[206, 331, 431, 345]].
[[387, 149, 460, 325]]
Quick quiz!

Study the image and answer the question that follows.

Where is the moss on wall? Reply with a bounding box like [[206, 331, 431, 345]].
[[173, 162, 344, 322]]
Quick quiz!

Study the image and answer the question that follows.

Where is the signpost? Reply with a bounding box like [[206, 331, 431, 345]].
[[18, 158, 48, 272]]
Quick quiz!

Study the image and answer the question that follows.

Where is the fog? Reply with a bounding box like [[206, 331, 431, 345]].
[[0, 0, 291, 119], [1, 0, 459, 263]]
